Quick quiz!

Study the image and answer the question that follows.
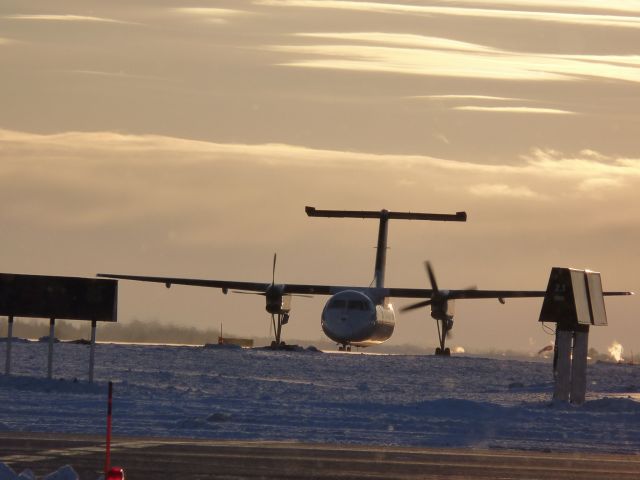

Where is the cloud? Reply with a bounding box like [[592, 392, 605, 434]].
[[436, 0, 640, 16], [578, 177, 624, 191], [273, 43, 570, 81], [469, 184, 541, 198], [410, 95, 579, 115], [2, 129, 639, 177], [271, 32, 640, 83], [3, 14, 130, 24], [295, 32, 499, 53], [173, 7, 251, 23], [256, 1, 640, 29], [454, 106, 577, 115], [1, 128, 639, 252], [69, 70, 162, 81], [522, 149, 640, 180], [411, 95, 525, 102], [2, 129, 638, 187]]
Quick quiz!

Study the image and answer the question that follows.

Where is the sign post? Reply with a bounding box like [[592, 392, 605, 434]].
[[89, 320, 97, 383], [539, 268, 608, 405], [4, 316, 13, 375], [0, 273, 117, 382], [47, 318, 55, 380]]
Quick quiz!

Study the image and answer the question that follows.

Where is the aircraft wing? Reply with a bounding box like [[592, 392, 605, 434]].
[[386, 288, 539, 299], [97, 273, 271, 293], [386, 288, 632, 300], [97, 274, 633, 299], [96, 273, 342, 296]]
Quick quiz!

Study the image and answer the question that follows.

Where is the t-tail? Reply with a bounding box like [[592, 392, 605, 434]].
[[305, 207, 467, 288]]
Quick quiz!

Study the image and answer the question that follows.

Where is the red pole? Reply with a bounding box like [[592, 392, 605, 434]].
[[104, 381, 113, 475]]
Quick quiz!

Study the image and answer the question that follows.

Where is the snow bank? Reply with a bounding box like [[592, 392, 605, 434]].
[[0, 342, 638, 454], [0, 463, 69, 480]]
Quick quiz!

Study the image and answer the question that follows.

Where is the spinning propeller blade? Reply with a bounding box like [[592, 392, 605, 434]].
[[426, 261, 439, 292], [401, 261, 443, 312], [272, 253, 277, 285], [400, 299, 432, 312]]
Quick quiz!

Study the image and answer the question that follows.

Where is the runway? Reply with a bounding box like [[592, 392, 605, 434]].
[[1, 433, 639, 479]]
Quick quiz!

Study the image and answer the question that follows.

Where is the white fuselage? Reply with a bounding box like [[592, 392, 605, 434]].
[[321, 290, 395, 347]]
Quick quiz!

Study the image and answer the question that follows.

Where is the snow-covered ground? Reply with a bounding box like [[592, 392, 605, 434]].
[[1, 342, 639, 453]]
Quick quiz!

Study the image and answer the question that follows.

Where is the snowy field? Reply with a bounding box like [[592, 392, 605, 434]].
[[0, 341, 639, 454]]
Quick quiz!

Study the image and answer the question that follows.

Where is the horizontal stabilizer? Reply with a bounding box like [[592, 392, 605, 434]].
[[305, 206, 466, 222]]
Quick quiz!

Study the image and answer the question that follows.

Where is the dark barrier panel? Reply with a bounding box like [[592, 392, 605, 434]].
[[0, 273, 117, 322]]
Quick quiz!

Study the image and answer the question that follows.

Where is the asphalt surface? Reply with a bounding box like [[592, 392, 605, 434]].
[[1, 433, 639, 479]]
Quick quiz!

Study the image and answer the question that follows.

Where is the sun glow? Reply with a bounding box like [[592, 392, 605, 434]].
[[608, 341, 624, 362]]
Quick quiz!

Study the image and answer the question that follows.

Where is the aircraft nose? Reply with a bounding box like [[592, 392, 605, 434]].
[[322, 309, 374, 343]]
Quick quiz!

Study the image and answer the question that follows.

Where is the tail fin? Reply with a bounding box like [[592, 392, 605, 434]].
[[305, 207, 466, 288]]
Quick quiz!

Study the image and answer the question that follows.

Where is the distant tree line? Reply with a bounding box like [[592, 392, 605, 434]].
[[0, 317, 223, 345], [2, 317, 621, 359]]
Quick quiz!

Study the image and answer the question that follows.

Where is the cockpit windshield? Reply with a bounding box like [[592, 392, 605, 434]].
[[328, 299, 347, 310], [348, 300, 367, 311]]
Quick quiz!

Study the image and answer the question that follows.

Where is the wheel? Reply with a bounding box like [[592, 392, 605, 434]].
[[435, 347, 442, 355], [444, 347, 451, 356], [270, 341, 277, 348]]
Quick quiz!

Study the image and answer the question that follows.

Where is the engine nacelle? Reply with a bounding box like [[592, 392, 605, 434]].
[[430, 298, 455, 331], [265, 284, 291, 315]]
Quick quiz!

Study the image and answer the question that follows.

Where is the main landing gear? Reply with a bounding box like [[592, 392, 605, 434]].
[[338, 343, 352, 352], [269, 312, 289, 349], [434, 317, 453, 356]]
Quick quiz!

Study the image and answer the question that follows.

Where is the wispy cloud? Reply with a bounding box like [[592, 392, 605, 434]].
[[271, 32, 640, 83], [408, 94, 577, 115], [4, 14, 130, 24], [70, 70, 159, 81], [469, 183, 540, 198], [1, 129, 638, 234], [411, 95, 524, 102], [578, 177, 624, 191], [257, 1, 640, 29], [273, 44, 569, 81], [2, 129, 638, 181], [454, 106, 576, 115], [174, 7, 251, 23], [437, 0, 640, 16], [295, 32, 499, 53]]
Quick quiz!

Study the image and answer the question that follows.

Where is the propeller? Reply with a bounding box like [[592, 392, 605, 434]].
[[401, 261, 479, 354], [401, 262, 447, 313], [401, 261, 476, 314], [232, 253, 277, 296], [401, 261, 461, 342], [272, 252, 277, 285]]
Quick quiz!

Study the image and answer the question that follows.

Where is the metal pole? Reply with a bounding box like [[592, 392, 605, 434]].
[[5, 316, 13, 375], [104, 381, 113, 475], [89, 320, 97, 383], [553, 328, 572, 402], [570, 327, 590, 405], [47, 318, 55, 380]]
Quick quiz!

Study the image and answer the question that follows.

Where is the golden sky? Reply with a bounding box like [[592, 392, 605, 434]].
[[1, 0, 638, 353]]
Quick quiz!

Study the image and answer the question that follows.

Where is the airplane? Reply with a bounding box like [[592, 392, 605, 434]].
[[98, 206, 632, 355]]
